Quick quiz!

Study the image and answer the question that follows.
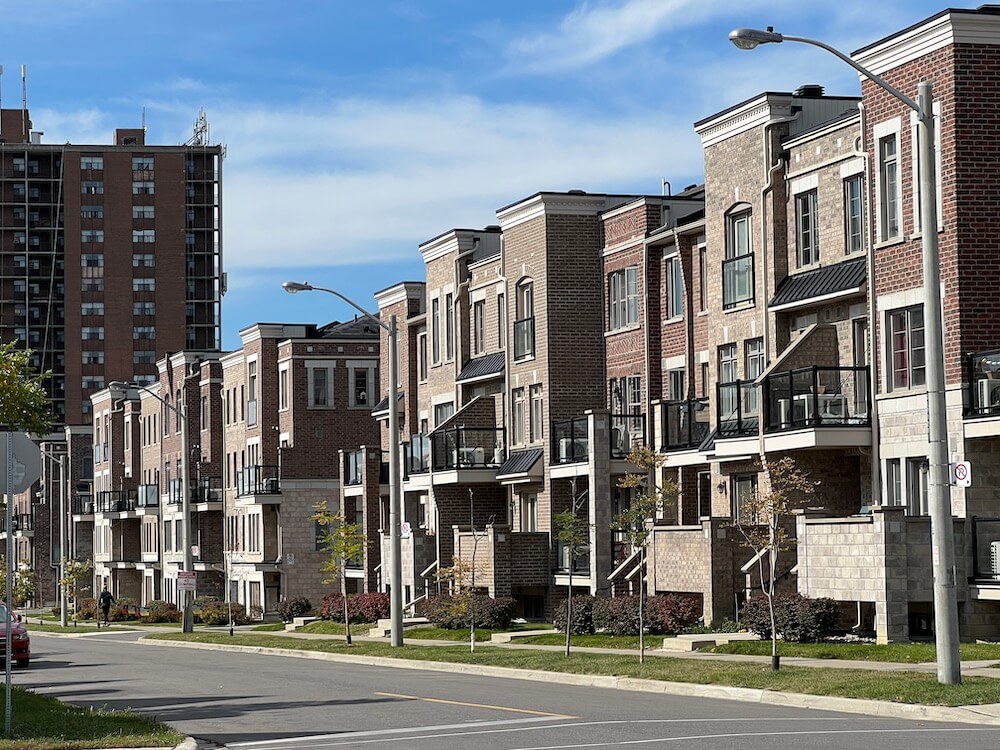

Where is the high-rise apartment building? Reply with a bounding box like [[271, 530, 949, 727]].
[[0, 108, 223, 426]]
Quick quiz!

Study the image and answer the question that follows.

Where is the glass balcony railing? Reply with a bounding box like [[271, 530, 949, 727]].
[[137, 484, 159, 507], [431, 427, 505, 471], [193, 477, 222, 503], [406, 434, 431, 476], [94, 490, 138, 513], [762, 366, 870, 432], [610, 412, 645, 458], [551, 417, 589, 464], [236, 465, 281, 497], [662, 398, 710, 451], [971, 516, 1000, 581], [717, 380, 758, 437], [968, 349, 1000, 417], [514, 317, 535, 360], [344, 450, 363, 486]]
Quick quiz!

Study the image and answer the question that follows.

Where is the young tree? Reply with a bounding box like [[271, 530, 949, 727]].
[[312, 503, 367, 645], [553, 507, 589, 657], [0, 342, 52, 434], [0, 558, 38, 608], [730, 456, 816, 670], [614, 447, 678, 664], [61, 559, 94, 617], [434, 556, 483, 651]]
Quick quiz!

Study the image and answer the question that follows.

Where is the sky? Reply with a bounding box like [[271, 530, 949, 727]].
[[0, 0, 972, 349]]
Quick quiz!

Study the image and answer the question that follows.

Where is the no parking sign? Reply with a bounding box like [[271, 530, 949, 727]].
[[950, 461, 972, 487]]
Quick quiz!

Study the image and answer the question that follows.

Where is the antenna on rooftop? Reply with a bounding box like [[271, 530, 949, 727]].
[[142, 106, 146, 133], [21, 64, 26, 140]]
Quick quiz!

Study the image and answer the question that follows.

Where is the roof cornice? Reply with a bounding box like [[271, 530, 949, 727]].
[[694, 93, 793, 148]]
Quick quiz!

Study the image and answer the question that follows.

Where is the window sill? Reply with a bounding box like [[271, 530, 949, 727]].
[[796, 261, 822, 273], [723, 302, 755, 314], [696, 310, 709, 317], [514, 355, 536, 364], [876, 386, 927, 400], [873, 236, 905, 250], [663, 316, 684, 326], [605, 324, 641, 337]]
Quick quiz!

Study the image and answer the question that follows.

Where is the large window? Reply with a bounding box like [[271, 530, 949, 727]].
[[608, 267, 639, 330], [511, 388, 525, 445], [668, 369, 685, 401], [473, 300, 485, 355], [434, 401, 454, 427], [731, 474, 758, 522], [529, 384, 544, 443], [795, 190, 819, 266], [844, 175, 864, 254], [723, 210, 754, 309], [431, 298, 440, 364], [445, 293, 455, 361], [888, 305, 925, 390], [309, 367, 329, 407], [906, 457, 929, 515], [878, 134, 900, 241], [744, 338, 764, 416], [665, 255, 683, 319], [514, 280, 535, 359], [350, 367, 370, 407]]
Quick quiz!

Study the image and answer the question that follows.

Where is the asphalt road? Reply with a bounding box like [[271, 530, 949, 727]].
[[15, 631, 1000, 749]]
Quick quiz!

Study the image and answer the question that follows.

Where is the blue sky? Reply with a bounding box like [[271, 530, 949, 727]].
[[2, 0, 968, 348]]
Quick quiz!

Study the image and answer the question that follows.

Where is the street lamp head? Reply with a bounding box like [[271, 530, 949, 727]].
[[282, 281, 314, 294], [729, 27, 784, 50]]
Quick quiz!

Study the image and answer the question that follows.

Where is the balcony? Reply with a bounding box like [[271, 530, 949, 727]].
[[556, 540, 591, 574], [722, 252, 754, 310], [166, 479, 183, 505], [72, 495, 94, 516], [717, 380, 758, 438], [971, 517, 1000, 584], [405, 435, 431, 476], [968, 350, 1000, 418], [344, 450, 363, 486], [137, 484, 159, 508], [662, 398, 710, 451], [763, 366, 870, 431], [513, 317, 535, 360], [551, 417, 589, 465], [94, 490, 138, 514], [431, 427, 505, 471], [610, 413, 645, 459], [236, 465, 281, 498], [192, 477, 222, 504], [1, 514, 34, 535]]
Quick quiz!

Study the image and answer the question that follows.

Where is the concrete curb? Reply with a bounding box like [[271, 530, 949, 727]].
[[139, 637, 1000, 726]]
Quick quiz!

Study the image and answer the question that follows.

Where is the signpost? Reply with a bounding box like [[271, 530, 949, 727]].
[[950, 461, 972, 488], [3, 432, 41, 734], [177, 571, 197, 592]]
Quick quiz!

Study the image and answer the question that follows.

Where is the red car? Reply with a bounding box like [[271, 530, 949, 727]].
[[0, 604, 29, 667]]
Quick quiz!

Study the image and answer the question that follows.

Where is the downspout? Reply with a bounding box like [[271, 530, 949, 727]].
[[858, 101, 880, 508]]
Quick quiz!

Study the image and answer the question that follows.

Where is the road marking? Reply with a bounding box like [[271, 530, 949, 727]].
[[374, 691, 577, 718]]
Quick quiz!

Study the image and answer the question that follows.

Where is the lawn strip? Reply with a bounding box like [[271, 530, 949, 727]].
[[145, 631, 1000, 706], [710, 641, 1000, 663], [298, 621, 373, 635]]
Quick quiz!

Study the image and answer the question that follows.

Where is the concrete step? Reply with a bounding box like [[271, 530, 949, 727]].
[[661, 631, 759, 651], [287, 616, 320, 631], [367, 616, 430, 638], [490, 629, 556, 643]]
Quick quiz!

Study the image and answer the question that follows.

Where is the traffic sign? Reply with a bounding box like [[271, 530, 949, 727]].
[[177, 571, 197, 592], [1, 433, 41, 495], [950, 461, 972, 488]]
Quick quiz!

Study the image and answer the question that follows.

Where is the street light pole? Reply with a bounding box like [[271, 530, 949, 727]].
[[109, 381, 194, 633], [38, 446, 68, 626], [282, 281, 404, 646], [729, 27, 961, 684]]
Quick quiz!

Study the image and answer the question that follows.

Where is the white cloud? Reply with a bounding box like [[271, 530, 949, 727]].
[[30, 107, 114, 145]]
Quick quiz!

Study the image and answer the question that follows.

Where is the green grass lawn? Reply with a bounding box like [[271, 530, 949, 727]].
[[253, 623, 288, 632], [297, 620, 374, 635], [405, 626, 494, 642], [516, 632, 648, 649], [145, 631, 1000, 707], [710, 640, 1000, 663], [0, 687, 183, 750], [26, 623, 130, 634]]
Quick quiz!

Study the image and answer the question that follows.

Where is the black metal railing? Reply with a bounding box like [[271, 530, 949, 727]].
[[72, 496, 94, 515], [967, 349, 1000, 417], [94, 490, 138, 513], [344, 450, 363, 486], [166, 479, 183, 505], [137, 484, 159, 507], [722, 252, 754, 310], [193, 477, 222, 503], [971, 517, 1000, 581], [514, 317, 535, 360], [406, 435, 431, 475], [610, 413, 645, 458], [9, 514, 33, 533], [551, 417, 589, 464], [717, 380, 758, 437], [431, 427, 505, 471], [662, 398, 710, 450], [236, 465, 281, 497], [763, 366, 870, 432]]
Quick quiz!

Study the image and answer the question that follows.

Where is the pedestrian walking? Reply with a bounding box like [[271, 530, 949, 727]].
[[98, 587, 115, 626]]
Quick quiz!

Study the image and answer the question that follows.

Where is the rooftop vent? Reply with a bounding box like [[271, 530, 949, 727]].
[[567, 189, 587, 195], [794, 84, 825, 97]]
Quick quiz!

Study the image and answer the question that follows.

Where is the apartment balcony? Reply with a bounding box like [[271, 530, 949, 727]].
[[405, 435, 431, 480], [453, 525, 550, 598], [551, 417, 589, 465], [970, 517, 1000, 598], [344, 450, 363, 487], [430, 427, 505, 484], [165, 479, 183, 505], [235, 465, 281, 504], [94, 490, 139, 515], [136, 484, 159, 514], [192, 477, 223, 508], [661, 398, 710, 456], [964, 350, 1000, 439], [610, 412, 645, 460], [72, 495, 94, 518], [0, 513, 34, 536], [716, 379, 759, 438]]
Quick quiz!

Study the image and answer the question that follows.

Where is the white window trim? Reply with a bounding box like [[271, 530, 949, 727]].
[[277, 363, 290, 412], [873, 117, 902, 245], [306, 362, 336, 409]]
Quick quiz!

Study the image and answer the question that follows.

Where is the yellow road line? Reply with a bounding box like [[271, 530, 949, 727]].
[[374, 691, 577, 719]]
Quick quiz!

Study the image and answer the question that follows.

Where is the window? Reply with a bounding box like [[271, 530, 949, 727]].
[[418, 332, 428, 381], [744, 338, 764, 415], [732, 474, 758, 522], [82, 351, 104, 365], [80, 155, 103, 170], [350, 367, 370, 407], [133, 302, 155, 316], [433, 402, 454, 427], [201, 396, 209, 429], [844, 175, 863, 254], [81, 230, 104, 243], [81, 205, 104, 219], [279, 367, 288, 410], [132, 155, 154, 171], [497, 293, 506, 349], [878, 134, 900, 241], [514, 281, 535, 359], [132, 229, 155, 243], [795, 190, 819, 266], [309, 367, 330, 407], [520, 494, 538, 532], [133, 326, 155, 340], [473, 300, 485, 355], [132, 205, 155, 219], [81, 302, 104, 316], [718, 343, 738, 384], [906, 457, 929, 515], [698, 239, 707, 312], [723, 209, 754, 308], [133, 278, 155, 292], [81, 253, 104, 268], [511, 388, 525, 444], [133, 254, 155, 268], [82, 279, 104, 292], [529, 384, 543, 443], [665, 255, 683, 319], [668, 369, 685, 401], [431, 298, 440, 364], [888, 305, 925, 390], [81, 181, 104, 195], [608, 267, 639, 330], [82, 327, 105, 340], [134, 351, 155, 365], [248, 360, 258, 404], [445, 293, 455, 361], [81, 377, 104, 391], [885, 458, 902, 507], [132, 181, 154, 195]]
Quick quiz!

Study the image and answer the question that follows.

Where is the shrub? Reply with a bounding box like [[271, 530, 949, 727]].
[[249, 604, 263, 621], [592, 596, 643, 636], [108, 597, 141, 622], [193, 595, 219, 609], [277, 596, 313, 623], [352, 593, 390, 623], [645, 594, 701, 635], [50, 607, 61, 618], [419, 594, 515, 630], [553, 595, 596, 635], [76, 597, 98, 621], [472, 596, 515, 630], [740, 594, 840, 642], [143, 600, 181, 623], [198, 600, 250, 626]]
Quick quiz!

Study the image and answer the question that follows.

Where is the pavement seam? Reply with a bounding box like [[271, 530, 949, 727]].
[[138, 638, 1000, 727]]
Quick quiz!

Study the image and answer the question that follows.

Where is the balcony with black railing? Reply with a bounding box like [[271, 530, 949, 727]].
[[610, 413, 645, 459], [94, 489, 138, 514], [72, 495, 94, 515], [661, 398, 710, 451], [405, 435, 431, 476], [514, 317, 535, 360], [551, 417, 589, 464], [236, 465, 281, 497], [763, 366, 870, 432], [967, 349, 1000, 418], [193, 477, 222, 504], [344, 450, 363, 486], [717, 380, 758, 438], [431, 427, 505, 471]]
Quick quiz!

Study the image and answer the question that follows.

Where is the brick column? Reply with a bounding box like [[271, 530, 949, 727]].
[[587, 409, 612, 595]]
